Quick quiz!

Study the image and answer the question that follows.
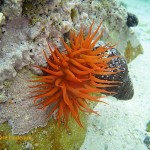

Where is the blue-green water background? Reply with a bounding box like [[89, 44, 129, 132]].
[[120, 0, 150, 41]]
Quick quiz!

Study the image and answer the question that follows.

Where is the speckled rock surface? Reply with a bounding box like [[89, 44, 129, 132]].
[[0, 0, 142, 135], [1, 0, 23, 19], [0, 0, 142, 89], [0, 69, 48, 135]]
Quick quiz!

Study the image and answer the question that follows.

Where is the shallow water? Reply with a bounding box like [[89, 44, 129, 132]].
[[0, 0, 150, 150], [124, 0, 150, 41]]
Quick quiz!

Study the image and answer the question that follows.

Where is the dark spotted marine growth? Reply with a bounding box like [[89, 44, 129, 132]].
[[96, 48, 134, 100], [126, 12, 138, 27]]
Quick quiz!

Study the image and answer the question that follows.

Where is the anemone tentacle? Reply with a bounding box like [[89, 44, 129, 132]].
[[30, 22, 120, 127]]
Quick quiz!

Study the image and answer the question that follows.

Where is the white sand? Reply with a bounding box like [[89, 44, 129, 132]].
[[80, 0, 150, 150]]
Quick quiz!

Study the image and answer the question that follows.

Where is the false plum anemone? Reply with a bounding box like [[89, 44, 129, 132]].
[[30, 22, 120, 127]]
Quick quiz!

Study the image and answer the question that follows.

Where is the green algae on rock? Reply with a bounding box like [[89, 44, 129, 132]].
[[0, 122, 26, 150], [146, 121, 150, 132], [125, 41, 143, 63], [0, 113, 87, 150]]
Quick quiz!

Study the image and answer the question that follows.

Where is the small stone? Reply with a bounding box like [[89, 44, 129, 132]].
[[144, 136, 150, 147], [0, 94, 7, 103], [25, 115, 29, 120], [62, 21, 72, 33], [81, 12, 88, 20], [42, 130, 47, 134], [126, 12, 138, 27], [28, 22, 43, 39], [0, 13, 5, 26], [25, 142, 33, 150], [35, 143, 39, 147]]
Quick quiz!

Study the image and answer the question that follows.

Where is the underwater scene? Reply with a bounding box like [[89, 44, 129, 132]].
[[0, 0, 150, 149]]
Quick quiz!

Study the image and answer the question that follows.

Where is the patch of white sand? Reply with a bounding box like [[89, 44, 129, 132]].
[[80, 0, 150, 150]]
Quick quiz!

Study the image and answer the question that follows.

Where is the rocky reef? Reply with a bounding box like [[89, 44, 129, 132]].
[[0, 0, 143, 149], [0, 0, 142, 90]]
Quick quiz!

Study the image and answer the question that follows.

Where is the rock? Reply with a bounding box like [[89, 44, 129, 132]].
[[0, 0, 142, 89], [1, 0, 24, 19], [25, 142, 33, 150], [127, 12, 139, 27], [144, 136, 150, 149]]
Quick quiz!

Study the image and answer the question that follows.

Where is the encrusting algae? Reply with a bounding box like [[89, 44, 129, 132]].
[[29, 21, 122, 127]]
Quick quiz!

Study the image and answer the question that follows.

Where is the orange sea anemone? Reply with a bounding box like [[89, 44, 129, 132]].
[[30, 22, 120, 127]]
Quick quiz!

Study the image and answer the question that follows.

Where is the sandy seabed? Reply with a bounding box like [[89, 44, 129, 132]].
[[80, 0, 150, 150]]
